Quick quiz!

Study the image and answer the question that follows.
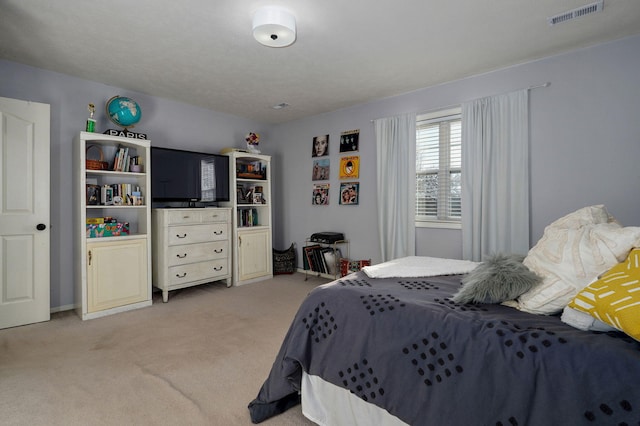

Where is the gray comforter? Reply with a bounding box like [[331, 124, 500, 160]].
[[249, 272, 640, 425]]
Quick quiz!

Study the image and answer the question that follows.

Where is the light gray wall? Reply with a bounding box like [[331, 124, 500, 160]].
[[269, 34, 640, 265], [2, 34, 640, 310], [0, 60, 271, 310]]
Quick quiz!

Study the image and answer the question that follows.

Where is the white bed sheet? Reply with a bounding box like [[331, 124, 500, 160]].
[[301, 372, 408, 426], [361, 256, 478, 279]]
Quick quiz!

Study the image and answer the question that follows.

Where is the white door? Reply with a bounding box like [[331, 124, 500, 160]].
[[0, 96, 50, 329]]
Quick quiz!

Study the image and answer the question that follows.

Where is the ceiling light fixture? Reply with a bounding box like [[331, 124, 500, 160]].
[[252, 6, 296, 48]]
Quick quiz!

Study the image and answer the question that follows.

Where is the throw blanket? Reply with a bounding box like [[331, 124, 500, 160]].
[[249, 272, 640, 425], [362, 255, 479, 278]]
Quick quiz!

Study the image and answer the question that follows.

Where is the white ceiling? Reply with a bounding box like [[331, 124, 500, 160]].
[[1, 0, 639, 124]]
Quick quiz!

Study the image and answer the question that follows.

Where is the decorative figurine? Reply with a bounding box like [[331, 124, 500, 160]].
[[245, 132, 261, 153]]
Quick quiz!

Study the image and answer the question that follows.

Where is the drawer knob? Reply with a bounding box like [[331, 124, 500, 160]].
[[214, 249, 223, 253], [176, 234, 187, 238], [214, 231, 223, 235], [176, 272, 187, 278], [214, 266, 223, 271], [177, 253, 187, 258]]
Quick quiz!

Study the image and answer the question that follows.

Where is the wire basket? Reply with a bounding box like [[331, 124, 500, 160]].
[[86, 145, 109, 170]]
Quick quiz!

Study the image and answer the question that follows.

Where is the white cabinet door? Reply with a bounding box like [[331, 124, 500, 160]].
[[87, 239, 148, 313], [237, 228, 272, 282]]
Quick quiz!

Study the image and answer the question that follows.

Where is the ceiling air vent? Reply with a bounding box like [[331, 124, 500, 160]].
[[548, 0, 604, 26]]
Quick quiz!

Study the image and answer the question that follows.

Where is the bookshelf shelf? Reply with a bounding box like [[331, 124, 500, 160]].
[[85, 205, 147, 209], [86, 171, 146, 179]]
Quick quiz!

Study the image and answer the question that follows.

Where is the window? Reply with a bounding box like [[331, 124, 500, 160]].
[[415, 107, 462, 227]]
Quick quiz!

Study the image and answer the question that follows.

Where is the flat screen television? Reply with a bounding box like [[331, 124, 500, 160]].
[[151, 147, 230, 203]]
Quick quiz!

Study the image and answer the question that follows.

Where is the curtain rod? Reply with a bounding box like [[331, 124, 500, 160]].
[[528, 82, 551, 90], [370, 82, 551, 123]]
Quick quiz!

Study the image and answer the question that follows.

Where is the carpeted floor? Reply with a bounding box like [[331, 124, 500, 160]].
[[0, 273, 328, 425]]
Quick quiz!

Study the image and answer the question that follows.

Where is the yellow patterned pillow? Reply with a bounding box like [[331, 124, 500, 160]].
[[568, 248, 640, 340]]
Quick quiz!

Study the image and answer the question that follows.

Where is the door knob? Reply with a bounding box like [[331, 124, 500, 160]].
[[36, 223, 46, 231]]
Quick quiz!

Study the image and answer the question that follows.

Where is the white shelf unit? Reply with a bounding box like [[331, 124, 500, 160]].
[[221, 152, 273, 286], [74, 131, 152, 320]]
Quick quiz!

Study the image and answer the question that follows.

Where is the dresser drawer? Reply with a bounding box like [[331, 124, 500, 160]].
[[167, 241, 228, 267], [168, 259, 229, 285], [167, 210, 202, 224], [166, 209, 230, 225], [168, 223, 228, 245], [200, 209, 229, 223]]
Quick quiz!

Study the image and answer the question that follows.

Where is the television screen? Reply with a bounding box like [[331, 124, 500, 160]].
[[151, 147, 229, 202]]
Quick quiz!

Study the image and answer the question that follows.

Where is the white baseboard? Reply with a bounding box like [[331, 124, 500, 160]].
[[50, 304, 76, 314]]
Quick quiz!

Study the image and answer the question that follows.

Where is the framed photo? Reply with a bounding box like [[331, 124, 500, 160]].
[[312, 134, 329, 157], [236, 185, 247, 204], [86, 184, 100, 205], [312, 183, 330, 205], [339, 129, 360, 153], [312, 158, 330, 181], [252, 192, 263, 204], [339, 182, 359, 205], [101, 185, 114, 206], [339, 156, 360, 179]]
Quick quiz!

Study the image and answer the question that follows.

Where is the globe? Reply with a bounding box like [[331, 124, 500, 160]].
[[106, 96, 142, 128]]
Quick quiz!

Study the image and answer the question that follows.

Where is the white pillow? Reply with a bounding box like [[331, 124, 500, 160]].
[[544, 204, 611, 230], [515, 222, 640, 315]]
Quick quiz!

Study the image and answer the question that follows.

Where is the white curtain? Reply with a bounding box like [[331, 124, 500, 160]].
[[373, 113, 416, 262], [461, 89, 529, 261]]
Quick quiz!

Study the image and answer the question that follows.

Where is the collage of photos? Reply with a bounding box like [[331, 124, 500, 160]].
[[311, 130, 360, 206]]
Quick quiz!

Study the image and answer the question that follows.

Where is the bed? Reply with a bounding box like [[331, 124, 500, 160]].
[[249, 206, 640, 425]]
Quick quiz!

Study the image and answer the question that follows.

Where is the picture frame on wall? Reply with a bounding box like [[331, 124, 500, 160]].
[[312, 134, 329, 157], [339, 155, 360, 179], [339, 129, 360, 153], [312, 158, 330, 181], [312, 183, 330, 205], [339, 182, 359, 205]]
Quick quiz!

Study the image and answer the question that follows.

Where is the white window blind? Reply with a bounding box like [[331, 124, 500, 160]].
[[415, 108, 462, 223]]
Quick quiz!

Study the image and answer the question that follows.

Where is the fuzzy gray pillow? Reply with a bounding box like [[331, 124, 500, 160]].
[[452, 254, 541, 304]]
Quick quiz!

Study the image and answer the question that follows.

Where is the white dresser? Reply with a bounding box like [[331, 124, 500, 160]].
[[152, 208, 232, 302]]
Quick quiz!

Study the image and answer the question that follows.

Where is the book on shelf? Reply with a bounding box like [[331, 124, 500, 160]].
[[112, 146, 140, 172], [313, 247, 325, 274], [303, 244, 321, 272], [236, 160, 266, 179], [322, 247, 341, 276], [97, 183, 143, 205], [237, 208, 258, 227]]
